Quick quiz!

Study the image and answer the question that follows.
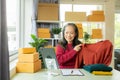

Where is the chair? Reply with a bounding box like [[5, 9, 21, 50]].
[[114, 49, 120, 71]]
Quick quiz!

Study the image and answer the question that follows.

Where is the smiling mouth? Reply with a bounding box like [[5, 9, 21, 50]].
[[67, 38, 71, 40]]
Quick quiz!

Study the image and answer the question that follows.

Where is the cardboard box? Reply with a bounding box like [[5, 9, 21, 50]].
[[76, 23, 82, 29], [92, 29, 102, 35], [37, 28, 50, 33], [92, 11, 104, 15], [78, 28, 83, 32], [87, 15, 105, 21], [18, 52, 39, 62], [37, 33, 51, 38], [78, 29, 83, 38], [16, 60, 41, 73], [19, 48, 36, 54], [92, 29, 102, 39], [65, 12, 87, 21], [79, 35, 83, 38], [91, 35, 103, 39], [37, 3, 59, 21]]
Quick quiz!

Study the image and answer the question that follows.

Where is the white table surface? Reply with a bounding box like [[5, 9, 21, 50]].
[[12, 69, 120, 80]]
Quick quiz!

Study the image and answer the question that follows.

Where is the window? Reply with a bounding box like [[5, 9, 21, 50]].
[[60, 4, 102, 21], [6, 0, 19, 55], [114, 13, 120, 49], [60, 4, 103, 43], [60, 4, 72, 21], [73, 5, 100, 15]]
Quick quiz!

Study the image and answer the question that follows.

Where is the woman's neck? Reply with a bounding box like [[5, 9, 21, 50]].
[[68, 41, 72, 44]]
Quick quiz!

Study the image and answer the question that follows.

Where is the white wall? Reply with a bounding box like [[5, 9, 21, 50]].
[[104, 0, 115, 67], [24, 0, 33, 47]]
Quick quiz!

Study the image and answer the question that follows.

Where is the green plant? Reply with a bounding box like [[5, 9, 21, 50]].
[[29, 34, 48, 68], [51, 27, 62, 34], [83, 32, 91, 43], [29, 34, 48, 52]]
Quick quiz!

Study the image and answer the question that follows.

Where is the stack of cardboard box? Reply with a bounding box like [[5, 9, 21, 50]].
[[37, 28, 51, 38], [87, 10, 105, 21], [76, 23, 83, 38], [16, 48, 41, 73], [91, 29, 103, 39]]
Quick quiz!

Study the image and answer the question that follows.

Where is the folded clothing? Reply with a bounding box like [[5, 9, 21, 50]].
[[92, 71, 112, 75], [83, 64, 112, 73]]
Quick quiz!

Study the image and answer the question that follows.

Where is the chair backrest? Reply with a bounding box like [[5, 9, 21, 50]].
[[39, 48, 59, 69]]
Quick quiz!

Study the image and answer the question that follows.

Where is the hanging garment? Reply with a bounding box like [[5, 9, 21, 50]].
[[75, 40, 113, 68]]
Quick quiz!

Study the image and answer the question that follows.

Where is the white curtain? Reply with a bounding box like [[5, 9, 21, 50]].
[[31, 0, 39, 35]]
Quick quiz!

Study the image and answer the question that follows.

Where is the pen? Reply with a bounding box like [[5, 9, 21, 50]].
[[71, 70, 73, 74]]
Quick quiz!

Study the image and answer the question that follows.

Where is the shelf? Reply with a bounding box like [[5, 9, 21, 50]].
[[39, 38, 60, 40], [36, 3, 106, 47], [37, 20, 104, 24], [39, 38, 59, 47], [62, 21, 105, 23], [60, 0, 108, 4], [36, 20, 60, 23]]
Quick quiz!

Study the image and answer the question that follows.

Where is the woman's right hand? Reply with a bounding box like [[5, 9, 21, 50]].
[[73, 44, 82, 52]]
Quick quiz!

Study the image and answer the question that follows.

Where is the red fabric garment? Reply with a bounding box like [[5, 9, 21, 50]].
[[75, 40, 113, 68], [56, 44, 78, 69]]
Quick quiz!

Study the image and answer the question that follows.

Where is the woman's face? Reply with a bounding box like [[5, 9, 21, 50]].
[[64, 25, 76, 44]]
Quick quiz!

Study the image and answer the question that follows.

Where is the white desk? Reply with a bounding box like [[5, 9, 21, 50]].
[[12, 69, 120, 80]]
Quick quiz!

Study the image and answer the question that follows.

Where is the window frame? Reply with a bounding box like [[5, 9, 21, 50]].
[[6, 0, 25, 62]]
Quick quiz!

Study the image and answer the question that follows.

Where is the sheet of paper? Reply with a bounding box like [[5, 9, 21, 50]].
[[45, 58, 58, 69], [61, 69, 84, 76]]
